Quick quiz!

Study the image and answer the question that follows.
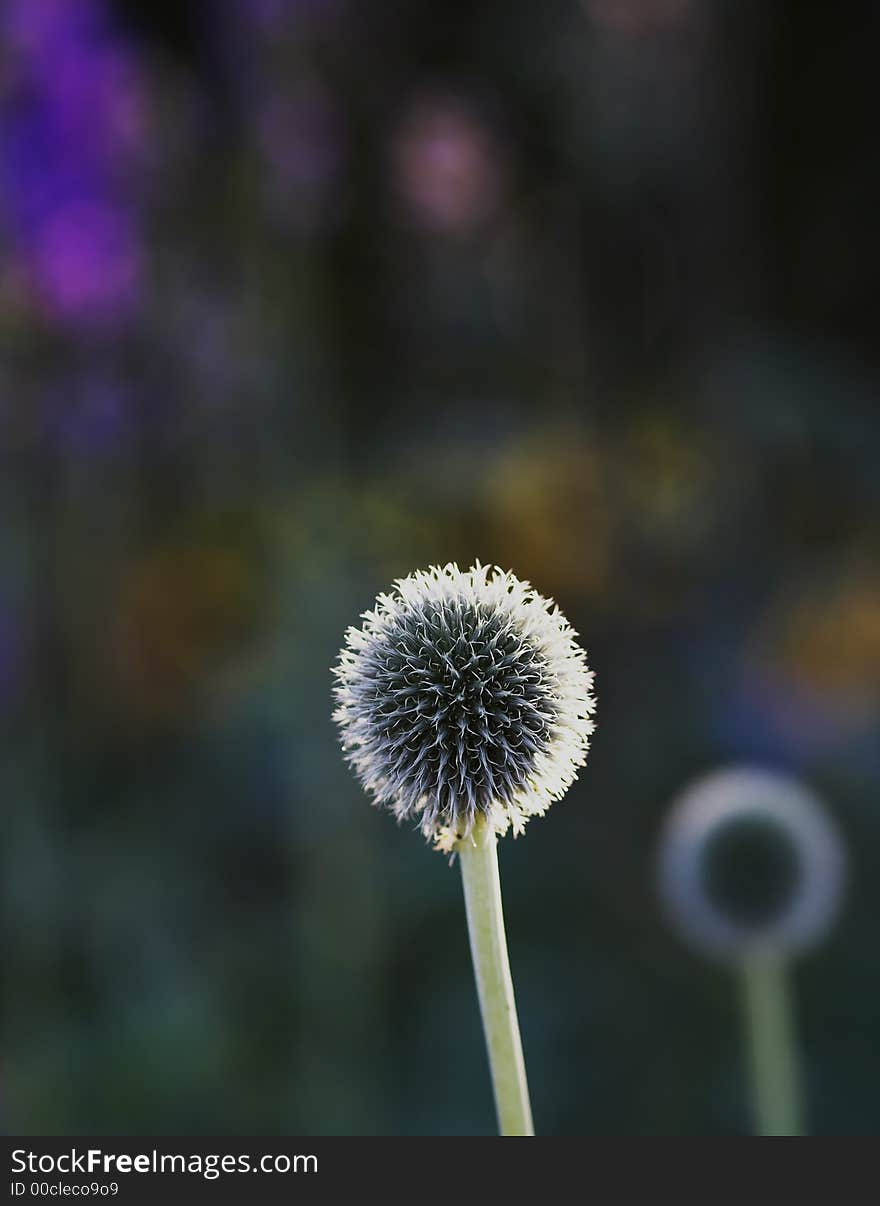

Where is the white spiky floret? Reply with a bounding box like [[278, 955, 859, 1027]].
[[333, 561, 596, 853]]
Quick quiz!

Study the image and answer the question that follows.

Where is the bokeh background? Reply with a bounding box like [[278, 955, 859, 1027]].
[[2, 0, 878, 1135]]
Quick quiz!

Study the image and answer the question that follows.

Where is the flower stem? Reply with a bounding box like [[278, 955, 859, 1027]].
[[459, 815, 534, 1136], [740, 953, 803, 1136]]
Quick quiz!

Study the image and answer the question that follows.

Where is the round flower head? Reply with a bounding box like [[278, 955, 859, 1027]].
[[333, 562, 595, 853], [657, 767, 847, 962]]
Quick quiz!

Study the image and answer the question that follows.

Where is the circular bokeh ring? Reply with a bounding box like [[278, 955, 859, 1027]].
[[658, 767, 847, 961]]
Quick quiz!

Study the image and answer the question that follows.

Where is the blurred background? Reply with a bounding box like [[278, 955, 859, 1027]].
[[1, 0, 878, 1135]]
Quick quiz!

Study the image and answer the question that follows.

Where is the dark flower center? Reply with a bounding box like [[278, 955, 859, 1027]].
[[359, 598, 556, 819], [702, 815, 801, 929]]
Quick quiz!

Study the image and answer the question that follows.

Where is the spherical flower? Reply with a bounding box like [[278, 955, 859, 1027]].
[[657, 767, 847, 962], [333, 562, 595, 852]]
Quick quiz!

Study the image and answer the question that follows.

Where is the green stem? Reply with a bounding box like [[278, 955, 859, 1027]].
[[459, 815, 534, 1136], [740, 954, 803, 1136]]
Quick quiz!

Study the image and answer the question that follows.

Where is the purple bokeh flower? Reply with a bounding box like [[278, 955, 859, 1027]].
[[0, 0, 148, 331], [29, 199, 143, 326], [44, 41, 150, 174], [390, 95, 509, 236], [1, 0, 100, 57]]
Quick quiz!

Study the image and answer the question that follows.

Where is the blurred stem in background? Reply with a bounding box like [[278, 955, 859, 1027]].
[[740, 954, 803, 1136], [459, 815, 534, 1136]]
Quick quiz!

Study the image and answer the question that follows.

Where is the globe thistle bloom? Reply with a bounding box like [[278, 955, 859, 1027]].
[[333, 562, 595, 853], [658, 767, 846, 962]]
